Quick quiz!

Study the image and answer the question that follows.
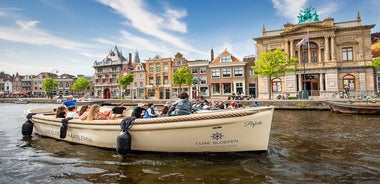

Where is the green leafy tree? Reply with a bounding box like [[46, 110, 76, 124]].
[[373, 57, 380, 69], [72, 77, 90, 96], [42, 78, 59, 98], [251, 48, 298, 99], [173, 66, 193, 91], [118, 73, 134, 98]]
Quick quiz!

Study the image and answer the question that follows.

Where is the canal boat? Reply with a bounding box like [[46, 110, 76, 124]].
[[14, 98, 29, 104], [328, 101, 380, 114], [22, 106, 274, 154]]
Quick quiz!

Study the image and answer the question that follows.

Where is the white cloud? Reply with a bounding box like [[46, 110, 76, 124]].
[[97, 0, 202, 55], [271, 0, 338, 23], [0, 18, 97, 53], [272, 0, 307, 23]]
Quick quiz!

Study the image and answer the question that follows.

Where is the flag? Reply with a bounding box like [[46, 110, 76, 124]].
[[296, 34, 309, 47]]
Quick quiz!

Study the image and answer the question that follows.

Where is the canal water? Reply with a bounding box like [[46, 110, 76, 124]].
[[0, 103, 379, 183]]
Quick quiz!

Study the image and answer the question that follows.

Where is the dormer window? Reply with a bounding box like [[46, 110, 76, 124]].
[[221, 55, 231, 63], [176, 60, 182, 66]]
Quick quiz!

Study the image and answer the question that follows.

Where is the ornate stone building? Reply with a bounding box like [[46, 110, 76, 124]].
[[93, 46, 133, 99], [254, 10, 376, 99]]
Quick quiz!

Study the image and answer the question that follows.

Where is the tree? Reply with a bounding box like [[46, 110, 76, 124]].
[[251, 48, 298, 99], [173, 66, 193, 91], [118, 73, 134, 99], [42, 78, 59, 98], [373, 57, 380, 69], [72, 77, 90, 96]]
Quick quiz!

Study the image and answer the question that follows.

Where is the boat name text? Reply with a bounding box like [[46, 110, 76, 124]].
[[244, 121, 262, 127]]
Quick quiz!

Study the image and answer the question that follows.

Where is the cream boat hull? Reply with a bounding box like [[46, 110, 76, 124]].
[[25, 106, 274, 153]]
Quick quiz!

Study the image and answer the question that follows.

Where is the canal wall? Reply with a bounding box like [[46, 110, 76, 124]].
[[3, 98, 367, 110]]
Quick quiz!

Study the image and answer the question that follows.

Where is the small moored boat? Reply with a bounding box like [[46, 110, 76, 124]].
[[14, 99, 29, 104], [328, 101, 380, 114], [22, 106, 274, 154]]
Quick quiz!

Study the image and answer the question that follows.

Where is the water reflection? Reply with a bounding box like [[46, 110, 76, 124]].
[[1, 103, 379, 183]]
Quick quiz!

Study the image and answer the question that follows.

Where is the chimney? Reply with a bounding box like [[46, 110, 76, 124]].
[[129, 53, 132, 64], [211, 49, 214, 61]]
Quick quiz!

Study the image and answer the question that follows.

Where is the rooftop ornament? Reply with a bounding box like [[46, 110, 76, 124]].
[[297, 6, 319, 24]]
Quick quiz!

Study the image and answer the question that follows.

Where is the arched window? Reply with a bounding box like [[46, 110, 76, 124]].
[[272, 78, 282, 92], [301, 42, 319, 63], [343, 74, 355, 90]]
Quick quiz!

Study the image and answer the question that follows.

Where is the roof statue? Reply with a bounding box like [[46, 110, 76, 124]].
[[297, 6, 319, 24]]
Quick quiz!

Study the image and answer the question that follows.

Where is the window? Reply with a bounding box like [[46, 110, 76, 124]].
[[140, 82, 144, 87], [234, 68, 243, 77], [311, 51, 317, 62], [191, 68, 198, 74], [149, 77, 153, 85], [140, 74, 144, 79], [200, 67, 207, 74], [148, 89, 155, 97], [164, 76, 168, 84], [149, 64, 154, 72], [342, 47, 353, 61], [156, 76, 161, 85], [211, 69, 220, 78], [236, 82, 243, 94], [200, 75, 207, 84], [156, 64, 161, 72], [272, 78, 281, 92], [343, 74, 355, 90], [222, 68, 231, 77], [223, 83, 232, 94], [221, 55, 231, 63], [163, 63, 168, 72], [211, 84, 220, 95], [134, 82, 138, 87], [176, 60, 182, 66]]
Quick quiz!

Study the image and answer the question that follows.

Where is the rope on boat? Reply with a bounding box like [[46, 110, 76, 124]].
[[120, 117, 136, 131], [133, 109, 258, 124]]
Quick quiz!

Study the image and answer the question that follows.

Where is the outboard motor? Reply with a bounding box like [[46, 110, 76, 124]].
[[60, 117, 73, 139], [22, 113, 37, 136], [116, 117, 136, 155]]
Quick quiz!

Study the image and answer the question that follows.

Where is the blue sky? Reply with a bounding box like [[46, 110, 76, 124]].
[[0, 0, 379, 76]]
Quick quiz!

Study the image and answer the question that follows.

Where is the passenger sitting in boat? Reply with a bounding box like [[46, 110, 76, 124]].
[[65, 106, 79, 119], [144, 103, 159, 118], [78, 105, 90, 120], [109, 103, 127, 119], [131, 103, 145, 119], [55, 106, 67, 118], [168, 92, 192, 116], [160, 102, 171, 116], [86, 104, 108, 120]]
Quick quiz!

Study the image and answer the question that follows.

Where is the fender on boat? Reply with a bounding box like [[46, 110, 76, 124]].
[[59, 117, 73, 139], [22, 113, 37, 136], [116, 117, 135, 155]]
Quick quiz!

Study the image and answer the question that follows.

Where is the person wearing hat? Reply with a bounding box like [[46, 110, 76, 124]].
[[131, 103, 145, 119], [160, 101, 171, 116]]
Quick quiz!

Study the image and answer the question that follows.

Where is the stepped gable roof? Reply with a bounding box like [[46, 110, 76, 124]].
[[210, 49, 240, 64], [102, 46, 126, 62]]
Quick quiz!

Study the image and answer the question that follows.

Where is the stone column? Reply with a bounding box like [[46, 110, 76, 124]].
[[319, 73, 324, 91], [290, 39, 294, 58], [285, 40, 289, 59], [324, 36, 329, 62], [331, 36, 336, 61]]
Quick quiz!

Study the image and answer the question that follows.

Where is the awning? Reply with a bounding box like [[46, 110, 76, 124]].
[[14, 91, 29, 95]]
